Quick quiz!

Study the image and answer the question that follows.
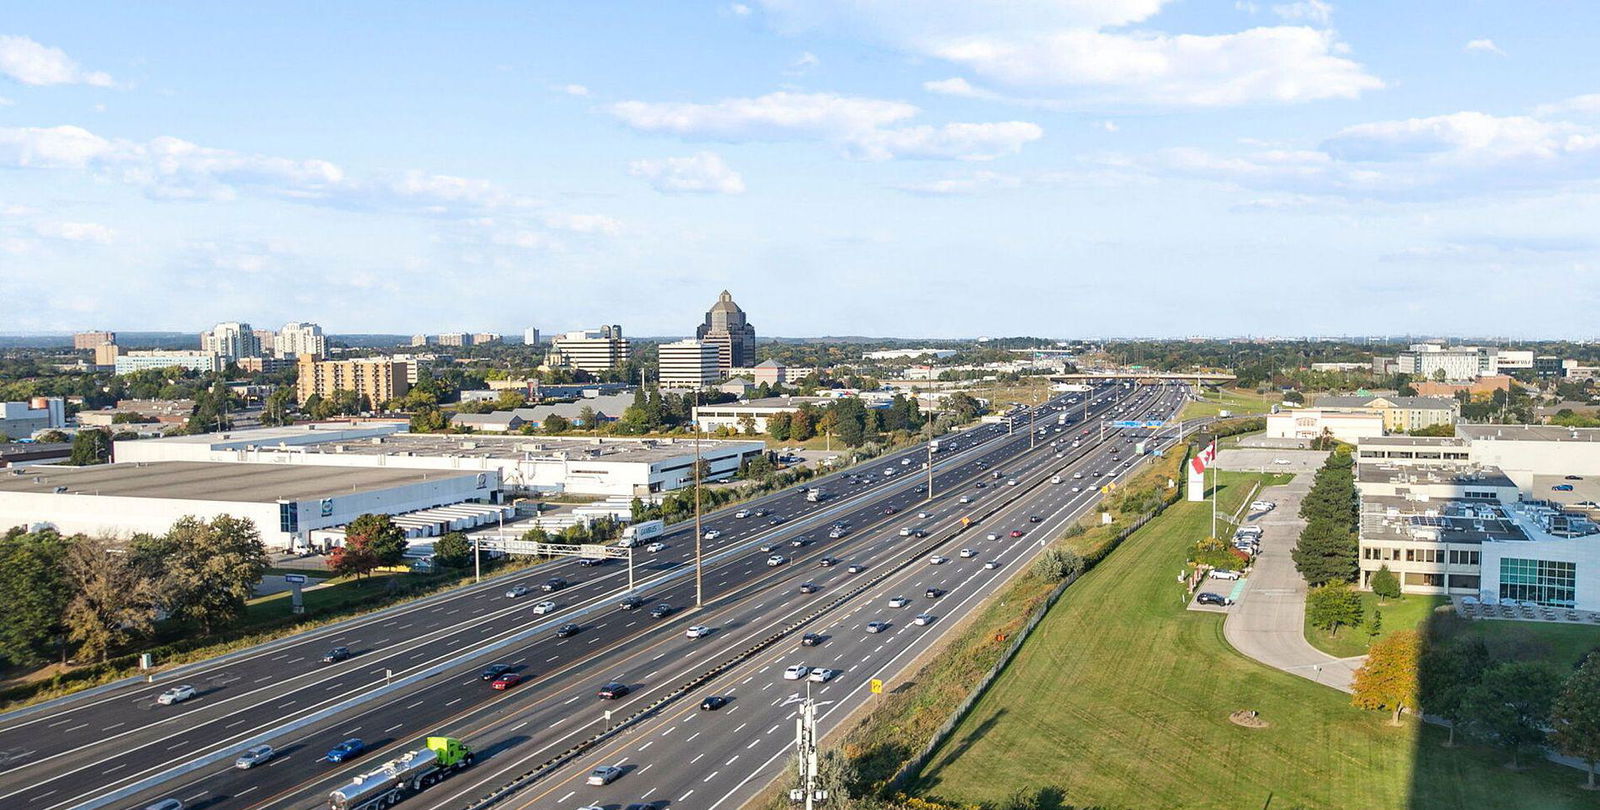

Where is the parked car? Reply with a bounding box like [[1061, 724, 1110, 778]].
[[325, 738, 366, 763], [1565, 475, 1584, 481], [1196, 592, 1233, 607], [321, 647, 351, 663], [234, 744, 274, 769], [156, 685, 195, 705], [1553, 484, 1576, 492], [1211, 570, 1241, 581]]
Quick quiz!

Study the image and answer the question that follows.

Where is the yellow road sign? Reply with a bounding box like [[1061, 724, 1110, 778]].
[[870, 678, 884, 694]]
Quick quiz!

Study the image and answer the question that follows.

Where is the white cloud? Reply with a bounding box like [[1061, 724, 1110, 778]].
[[891, 170, 1021, 195], [1536, 93, 1600, 117], [562, 83, 590, 96], [729, 3, 752, 16], [1464, 38, 1506, 56], [33, 220, 115, 243], [755, 0, 1380, 108], [0, 35, 114, 87], [0, 96, 13, 107], [629, 151, 746, 194], [788, 51, 820, 75], [609, 91, 1041, 160], [1096, 119, 1119, 132], [1271, 1, 1333, 24]]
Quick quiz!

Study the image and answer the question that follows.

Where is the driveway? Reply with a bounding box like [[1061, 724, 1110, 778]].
[[1221, 474, 1364, 693]]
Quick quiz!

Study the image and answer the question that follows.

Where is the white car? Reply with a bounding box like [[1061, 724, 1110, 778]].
[[645, 542, 667, 552], [986, 533, 1000, 541], [929, 555, 949, 565], [901, 458, 912, 466], [234, 744, 274, 769], [899, 527, 913, 537], [888, 596, 911, 608], [1072, 486, 1082, 493], [783, 664, 810, 680], [1050, 475, 1062, 484], [959, 548, 977, 558], [685, 625, 711, 639], [1273, 459, 1291, 465], [767, 554, 788, 566], [917, 511, 931, 519], [735, 510, 750, 518], [532, 601, 557, 615], [808, 667, 838, 682], [958, 496, 972, 504], [703, 529, 721, 540], [156, 685, 196, 705], [913, 613, 935, 626], [865, 621, 890, 633], [1211, 569, 1242, 581], [983, 560, 1000, 570], [505, 584, 528, 598]]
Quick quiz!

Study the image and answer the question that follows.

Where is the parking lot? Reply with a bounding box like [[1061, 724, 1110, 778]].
[[1215, 448, 1325, 474]]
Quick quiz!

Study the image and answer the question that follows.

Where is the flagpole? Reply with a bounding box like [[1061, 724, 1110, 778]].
[[1209, 440, 1217, 539]]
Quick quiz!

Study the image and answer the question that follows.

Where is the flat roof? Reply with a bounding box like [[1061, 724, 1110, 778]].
[[255, 433, 763, 465], [1362, 496, 1529, 546], [0, 462, 481, 503], [146, 422, 405, 447], [1357, 464, 1515, 488], [1459, 424, 1600, 443], [1357, 436, 1470, 449]]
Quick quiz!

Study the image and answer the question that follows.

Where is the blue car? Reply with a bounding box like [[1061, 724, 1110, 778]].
[[325, 738, 365, 763], [1553, 484, 1576, 492]]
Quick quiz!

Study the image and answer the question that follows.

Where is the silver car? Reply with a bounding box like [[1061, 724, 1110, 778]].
[[234, 744, 274, 769], [587, 764, 624, 785]]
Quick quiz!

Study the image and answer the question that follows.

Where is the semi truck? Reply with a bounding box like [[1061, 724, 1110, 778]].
[[327, 736, 474, 810], [617, 519, 665, 548], [806, 488, 824, 503]]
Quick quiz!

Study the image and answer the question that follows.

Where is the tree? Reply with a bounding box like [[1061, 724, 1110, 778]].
[[409, 405, 449, 433], [1420, 636, 1491, 747], [1292, 517, 1358, 586], [1031, 547, 1084, 582], [327, 542, 380, 579], [1550, 652, 1600, 789], [1370, 564, 1401, 603], [69, 428, 113, 465], [544, 414, 572, 433], [1306, 582, 1363, 637], [767, 411, 792, 441], [433, 531, 472, 568], [1465, 661, 1565, 768], [36, 429, 69, 444], [577, 406, 599, 428], [1365, 605, 1383, 641], [156, 515, 270, 635], [347, 514, 408, 567], [1352, 629, 1421, 725], [0, 529, 71, 666], [63, 535, 158, 662]]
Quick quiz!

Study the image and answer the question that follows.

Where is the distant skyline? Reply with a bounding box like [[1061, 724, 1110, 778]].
[[3, 2, 1600, 338]]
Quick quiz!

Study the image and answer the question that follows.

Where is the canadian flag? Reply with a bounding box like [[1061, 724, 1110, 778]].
[[1189, 441, 1217, 476]]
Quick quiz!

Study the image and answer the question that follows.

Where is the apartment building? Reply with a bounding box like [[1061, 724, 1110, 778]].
[[550, 326, 629, 373], [276, 322, 327, 359], [658, 339, 721, 389], [295, 356, 410, 405], [201, 322, 263, 359], [1315, 394, 1458, 433], [73, 330, 115, 350], [115, 351, 222, 374]]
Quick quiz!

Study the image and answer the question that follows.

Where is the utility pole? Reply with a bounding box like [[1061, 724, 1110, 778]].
[[792, 687, 823, 810], [925, 408, 935, 502], [693, 389, 704, 608]]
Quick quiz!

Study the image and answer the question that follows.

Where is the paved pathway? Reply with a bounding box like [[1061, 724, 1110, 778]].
[[1220, 472, 1365, 693]]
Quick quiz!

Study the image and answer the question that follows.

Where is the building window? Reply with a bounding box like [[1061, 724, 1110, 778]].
[[1498, 558, 1577, 607], [278, 502, 298, 534]]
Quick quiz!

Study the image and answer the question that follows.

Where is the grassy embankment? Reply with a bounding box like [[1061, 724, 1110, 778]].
[[1181, 386, 1280, 421]]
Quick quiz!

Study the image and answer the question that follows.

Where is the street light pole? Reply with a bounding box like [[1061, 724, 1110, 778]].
[[693, 389, 704, 609]]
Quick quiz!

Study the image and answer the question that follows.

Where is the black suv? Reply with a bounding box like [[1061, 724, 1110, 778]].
[[619, 595, 644, 610], [1196, 592, 1232, 607], [649, 603, 673, 618], [555, 623, 580, 638], [598, 682, 630, 699], [481, 663, 512, 680], [542, 577, 568, 592], [925, 587, 944, 599], [321, 646, 351, 663], [801, 632, 823, 646]]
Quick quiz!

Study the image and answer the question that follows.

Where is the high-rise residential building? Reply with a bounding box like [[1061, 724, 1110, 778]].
[[437, 333, 473, 347], [252, 329, 277, 355], [695, 290, 756, 373], [276, 322, 328, 359], [550, 326, 629, 373], [201, 322, 263, 360], [296, 356, 410, 406], [658, 340, 721, 388], [472, 333, 501, 346], [523, 327, 540, 346], [93, 343, 122, 367], [73, 330, 116, 350], [411, 334, 432, 347]]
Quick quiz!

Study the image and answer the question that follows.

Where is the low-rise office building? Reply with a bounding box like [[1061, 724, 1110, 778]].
[[115, 351, 222, 375], [693, 396, 838, 433], [550, 326, 629, 373], [658, 339, 721, 389], [1264, 408, 1386, 444], [1314, 394, 1459, 433], [0, 398, 66, 439]]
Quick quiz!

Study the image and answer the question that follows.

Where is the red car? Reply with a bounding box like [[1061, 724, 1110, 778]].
[[491, 672, 523, 690], [1009, 530, 1025, 538]]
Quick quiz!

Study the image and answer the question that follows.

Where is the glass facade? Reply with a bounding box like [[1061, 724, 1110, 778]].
[[1498, 557, 1577, 607]]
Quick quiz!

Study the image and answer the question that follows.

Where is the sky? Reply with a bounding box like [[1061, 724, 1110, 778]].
[[2, 1, 1599, 339]]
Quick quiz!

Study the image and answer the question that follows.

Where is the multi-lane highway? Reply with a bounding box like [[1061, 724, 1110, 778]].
[[3, 383, 1182, 810]]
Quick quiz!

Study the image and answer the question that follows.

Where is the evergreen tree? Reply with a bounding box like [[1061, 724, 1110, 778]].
[[1465, 661, 1564, 769], [1370, 564, 1401, 603]]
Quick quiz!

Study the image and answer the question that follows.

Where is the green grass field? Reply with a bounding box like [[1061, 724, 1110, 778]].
[[1306, 591, 1449, 658], [914, 472, 1594, 810], [1181, 387, 1280, 420]]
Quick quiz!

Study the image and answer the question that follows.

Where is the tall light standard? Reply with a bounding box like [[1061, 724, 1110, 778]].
[[924, 400, 935, 502], [692, 388, 704, 609]]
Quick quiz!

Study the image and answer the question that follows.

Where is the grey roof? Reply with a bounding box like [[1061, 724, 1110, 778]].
[[0, 462, 481, 503], [1458, 424, 1600, 443], [508, 393, 635, 423], [755, 359, 784, 368], [1318, 395, 1457, 410], [452, 412, 523, 428]]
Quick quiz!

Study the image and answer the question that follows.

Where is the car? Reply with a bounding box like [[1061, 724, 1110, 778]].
[[917, 511, 931, 518], [481, 663, 513, 680], [142, 801, 184, 810], [156, 685, 195, 705], [1009, 530, 1025, 538], [542, 577, 568, 592], [703, 529, 721, 540], [505, 584, 528, 598], [624, 803, 661, 810], [899, 527, 914, 537], [986, 532, 1000, 541], [556, 623, 581, 638], [925, 587, 944, 598], [645, 542, 667, 552], [901, 457, 912, 466], [959, 548, 977, 558], [598, 682, 630, 699], [325, 738, 366, 763], [818, 556, 838, 567], [1196, 592, 1233, 607], [759, 542, 777, 552], [1573, 500, 1600, 509], [1028, 515, 1043, 523], [913, 613, 935, 626], [983, 560, 1000, 570], [618, 594, 643, 610], [1553, 484, 1576, 492], [801, 632, 823, 646], [888, 596, 911, 608], [1073, 472, 1084, 479], [1007, 479, 1018, 486], [809, 668, 838, 683], [929, 555, 949, 565], [587, 764, 624, 785], [799, 582, 820, 594], [234, 744, 275, 769], [884, 506, 899, 515], [911, 529, 928, 538], [532, 600, 557, 615], [1273, 458, 1291, 465], [735, 510, 750, 519], [975, 482, 987, 489], [784, 665, 810, 680], [866, 621, 890, 633], [767, 554, 788, 566], [847, 564, 865, 574], [768, 517, 787, 525], [1566, 475, 1584, 481], [492, 672, 523, 690], [649, 603, 673, 618], [828, 528, 847, 538], [321, 646, 351, 663], [1071, 486, 1083, 493], [790, 537, 811, 547], [576, 557, 601, 566], [685, 625, 711, 639], [701, 695, 729, 711], [1211, 570, 1241, 581], [959, 496, 972, 504]]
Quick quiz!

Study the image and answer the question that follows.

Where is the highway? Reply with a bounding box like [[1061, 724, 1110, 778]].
[[5, 383, 1175, 810]]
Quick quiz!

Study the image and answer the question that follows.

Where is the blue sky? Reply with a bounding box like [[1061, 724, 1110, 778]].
[[2, 1, 1598, 339]]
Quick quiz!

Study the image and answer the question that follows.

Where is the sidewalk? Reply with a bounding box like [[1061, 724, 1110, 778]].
[[1221, 474, 1365, 693]]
